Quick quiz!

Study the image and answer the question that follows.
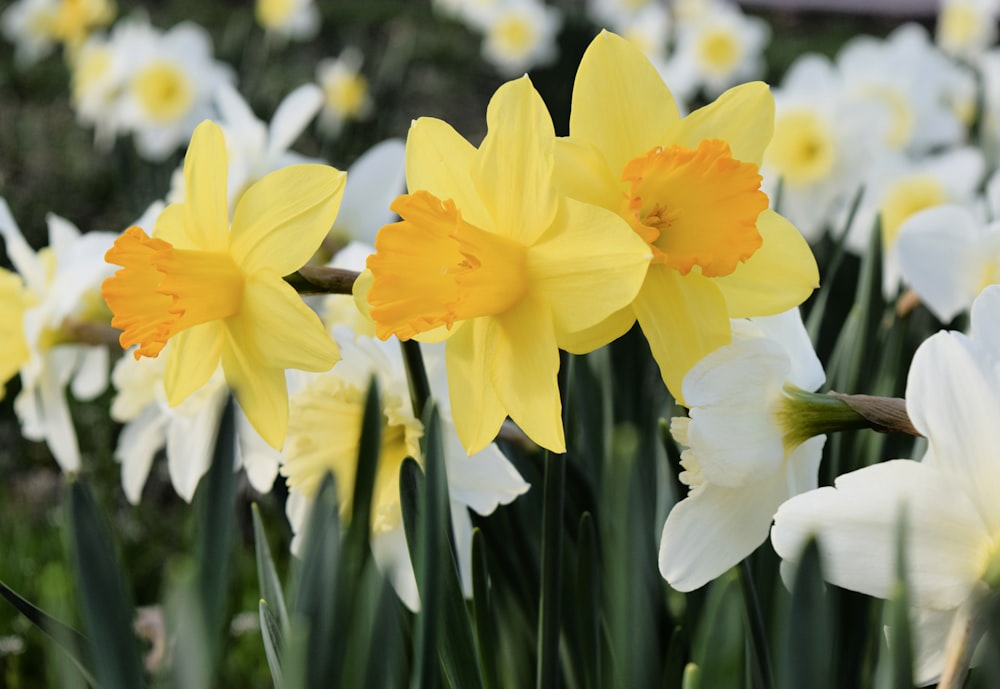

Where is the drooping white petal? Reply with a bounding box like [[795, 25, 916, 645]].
[[267, 83, 324, 161], [116, 405, 169, 504], [970, 284, 1000, 357], [748, 308, 825, 392], [237, 407, 282, 493], [905, 330, 1000, 530], [443, 418, 530, 515], [166, 388, 228, 502], [771, 459, 989, 610], [0, 197, 44, 292], [70, 346, 108, 401], [371, 526, 420, 611], [333, 138, 406, 245]]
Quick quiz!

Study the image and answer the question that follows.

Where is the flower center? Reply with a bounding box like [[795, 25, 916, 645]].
[[879, 175, 946, 249], [697, 27, 739, 74], [938, 3, 981, 52], [256, 0, 298, 28], [102, 226, 244, 359], [282, 375, 423, 532], [323, 71, 369, 118], [132, 61, 194, 123], [492, 14, 536, 56], [622, 139, 767, 277], [766, 109, 836, 186], [366, 191, 529, 340]]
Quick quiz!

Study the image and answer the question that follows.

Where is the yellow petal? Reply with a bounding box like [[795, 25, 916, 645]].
[[354, 267, 458, 344], [221, 329, 289, 449], [553, 138, 624, 213], [570, 30, 681, 177], [476, 75, 558, 245], [558, 306, 635, 355], [663, 82, 774, 166], [231, 164, 346, 275], [152, 203, 192, 248], [405, 117, 492, 231], [633, 265, 730, 404], [164, 321, 224, 406], [714, 210, 820, 317], [527, 198, 649, 336], [183, 121, 231, 253], [231, 274, 340, 371], [446, 318, 507, 455], [492, 297, 565, 453]]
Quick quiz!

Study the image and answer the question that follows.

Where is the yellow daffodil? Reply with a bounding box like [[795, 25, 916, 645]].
[[102, 120, 344, 449], [0, 269, 29, 399], [556, 31, 819, 402], [363, 76, 651, 455]]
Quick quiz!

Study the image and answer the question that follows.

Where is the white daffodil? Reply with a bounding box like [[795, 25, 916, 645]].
[[315, 48, 372, 138], [479, 0, 562, 77], [586, 0, 663, 33], [936, 0, 1000, 64], [837, 23, 967, 156], [0, 198, 117, 472], [661, 0, 769, 103], [109, 344, 281, 503], [762, 52, 887, 242], [281, 325, 530, 610], [1, 0, 60, 65], [254, 0, 319, 42], [614, 3, 672, 67], [771, 285, 1000, 686], [844, 146, 985, 297], [895, 203, 1000, 323], [658, 308, 826, 592], [116, 20, 234, 161], [327, 138, 406, 248], [166, 82, 324, 208]]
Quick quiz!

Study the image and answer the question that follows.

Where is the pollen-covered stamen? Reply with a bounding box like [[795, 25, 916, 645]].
[[102, 226, 244, 359], [367, 191, 529, 341], [622, 138, 768, 277]]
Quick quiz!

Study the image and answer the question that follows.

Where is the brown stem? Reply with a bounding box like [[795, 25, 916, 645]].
[[827, 392, 922, 437], [284, 266, 360, 295]]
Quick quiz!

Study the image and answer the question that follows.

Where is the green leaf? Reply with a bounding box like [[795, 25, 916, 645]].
[[472, 528, 501, 689], [252, 503, 289, 635], [575, 513, 601, 689], [0, 580, 96, 687], [782, 539, 832, 689], [536, 451, 564, 689], [259, 599, 284, 688], [691, 570, 744, 689], [875, 510, 914, 689], [67, 480, 146, 689]]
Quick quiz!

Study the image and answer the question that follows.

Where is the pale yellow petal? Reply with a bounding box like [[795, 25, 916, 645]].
[[231, 274, 340, 371], [527, 198, 650, 337], [553, 138, 623, 213], [405, 117, 492, 231], [446, 318, 507, 455], [476, 76, 558, 245], [231, 164, 346, 275], [183, 121, 231, 253], [664, 82, 774, 165], [221, 329, 289, 450], [558, 306, 635, 355], [714, 210, 820, 317], [152, 203, 193, 248], [164, 321, 224, 406], [633, 266, 730, 404], [571, 30, 681, 176], [492, 297, 565, 453]]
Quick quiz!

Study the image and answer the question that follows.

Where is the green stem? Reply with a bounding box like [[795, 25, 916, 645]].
[[739, 559, 774, 689], [400, 339, 431, 422], [536, 452, 565, 689]]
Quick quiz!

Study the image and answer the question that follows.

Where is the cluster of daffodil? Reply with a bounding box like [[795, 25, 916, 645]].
[[7, 1, 1000, 685]]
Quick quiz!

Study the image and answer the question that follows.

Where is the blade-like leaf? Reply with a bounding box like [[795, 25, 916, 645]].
[[536, 451, 564, 689], [472, 528, 501, 689], [68, 480, 146, 689], [252, 503, 290, 634], [260, 599, 284, 688], [782, 539, 833, 689]]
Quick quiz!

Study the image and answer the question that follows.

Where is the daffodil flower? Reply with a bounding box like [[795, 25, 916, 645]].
[[102, 119, 344, 449], [659, 308, 826, 591], [556, 30, 818, 403], [362, 75, 651, 454], [771, 285, 1000, 685]]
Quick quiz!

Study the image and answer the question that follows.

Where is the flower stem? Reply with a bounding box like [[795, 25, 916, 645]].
[[283, 266, 359, 295], [936, 592, 986, 689]]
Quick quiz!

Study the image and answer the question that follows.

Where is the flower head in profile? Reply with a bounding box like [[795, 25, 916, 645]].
[[556, 31, 818, 403], [102, 120, 344, 449], [362, 75, 651, 454], [316, 49, 371, 137], [659, 308, 826, 591], [772, 285, 1000, 685]]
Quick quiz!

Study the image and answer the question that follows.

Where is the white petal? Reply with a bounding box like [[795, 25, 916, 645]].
[[451, 504, 475, 598], [970, 284, 1000, 357], [334, 139, 406, 245], [237, 409, 281, 493], [895, 206, 983, 322], [910, 606, 959, 686], [267, 83, 324, 160], [749, 308, 825, 391], [166, 391, 228, 502], [371, 526, 420, 612], [660, 467, 792, 592], [35, 361, 81, 472], [444, 415, 530, 515], [70, 346, 108, 401], [771, 460, 988, 610], [905, 330, 1000, 530], [0, 197, 44, 291], [115, 406, 169, 504], [683, 337, 789, 487]]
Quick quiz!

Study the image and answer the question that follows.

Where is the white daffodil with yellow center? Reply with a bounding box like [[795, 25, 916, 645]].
[[316, 49, 371, 137], [659, 308, 826, 591], [255, 0, 318, 41], [556, 31, 818, 403], [0, 199, 117, 472], [480, 0, 562, 77], [282, 326, 529, 610], [772, 285, 1000, 686]]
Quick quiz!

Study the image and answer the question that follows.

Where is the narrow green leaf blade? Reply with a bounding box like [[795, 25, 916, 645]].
[[260, 599, 285, 689], [536, 451, 564, 689], [782, 539, 833, 689], [252, 503, 289, 633]]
